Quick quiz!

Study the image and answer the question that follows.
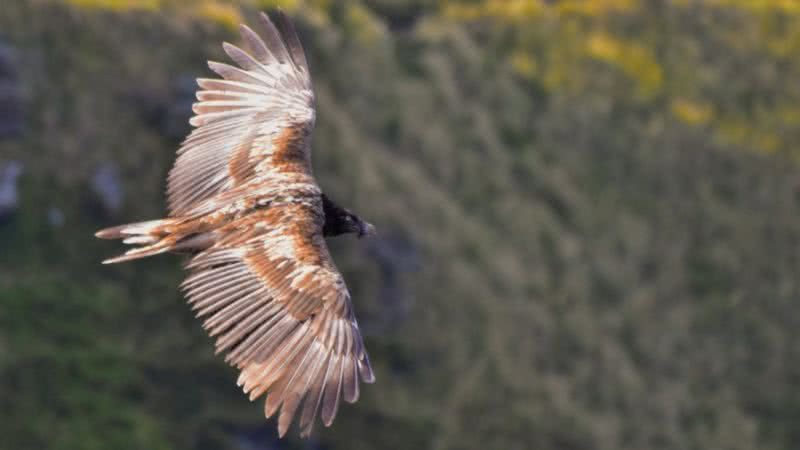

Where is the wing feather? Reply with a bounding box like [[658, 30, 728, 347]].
[[271, 11, 311, 84], [222, 41, 262, 72], [239, 24, 272, 64], [298, 352, 330, 436], [168, 12, 315, 216], [321, 354, 344, 426], [257, 12, 292, 65], [182, 203, 373, 437]]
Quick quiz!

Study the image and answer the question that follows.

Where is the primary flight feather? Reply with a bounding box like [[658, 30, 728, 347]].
[[96, 11, 376, 438]]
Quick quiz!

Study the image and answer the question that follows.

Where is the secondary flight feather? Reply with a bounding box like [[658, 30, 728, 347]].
[[96, 11, 376, 438]]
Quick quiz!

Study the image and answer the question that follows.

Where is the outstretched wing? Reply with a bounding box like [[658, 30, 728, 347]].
[[181, 202, 374, 437], [168, 11, 316, 216]]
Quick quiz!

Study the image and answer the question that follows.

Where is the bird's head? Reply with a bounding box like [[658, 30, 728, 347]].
[[321, 194, 376, 238], [343, 211, 376, 238]]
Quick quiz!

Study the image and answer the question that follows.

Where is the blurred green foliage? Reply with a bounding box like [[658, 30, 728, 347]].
[[2, 0, 800, 449]]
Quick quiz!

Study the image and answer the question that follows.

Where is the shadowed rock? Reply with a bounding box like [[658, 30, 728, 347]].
[[0, 161, 23, 223], [159, 76, 196, 140], [90, 163, 124, 217], [365, 231, 420, 329], [0, 39, 23, 138], [47, 207, 64, 228], [129, 75, 195, 140], [232, 425, 284, 450]]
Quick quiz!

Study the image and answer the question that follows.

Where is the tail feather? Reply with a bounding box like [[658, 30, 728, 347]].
[[95, 220, 167, 240], [96, 219, 176, 264], [123, 235, 158, 245], [102, 243, 172, 264]]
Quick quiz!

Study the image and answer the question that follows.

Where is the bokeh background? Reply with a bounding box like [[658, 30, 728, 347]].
[[2, 0, 800, 449]]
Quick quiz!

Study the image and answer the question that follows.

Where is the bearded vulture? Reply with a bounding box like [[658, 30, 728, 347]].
[[96, 11, 376, 438]]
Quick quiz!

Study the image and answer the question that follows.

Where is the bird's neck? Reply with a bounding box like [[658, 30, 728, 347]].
[[321, 194, 352, 237]]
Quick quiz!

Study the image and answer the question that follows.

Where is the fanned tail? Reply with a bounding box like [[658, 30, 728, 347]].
[[96, 219, 176, 264]]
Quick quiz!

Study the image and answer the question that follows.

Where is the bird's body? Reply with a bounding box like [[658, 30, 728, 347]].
[[96, 11, 375, 438]]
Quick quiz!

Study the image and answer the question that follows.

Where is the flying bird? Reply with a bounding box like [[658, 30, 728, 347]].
[[96, 11, 375, 438]]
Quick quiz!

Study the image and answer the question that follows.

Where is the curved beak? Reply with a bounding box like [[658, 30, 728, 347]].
[[358, 221, 376, 238]]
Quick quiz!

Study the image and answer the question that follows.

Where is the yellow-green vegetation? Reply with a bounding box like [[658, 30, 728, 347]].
[[66, 0, 162, 11], [2, 1, 800, 449], [57, 0, 800, 156], [445, 0, 800, 156]]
